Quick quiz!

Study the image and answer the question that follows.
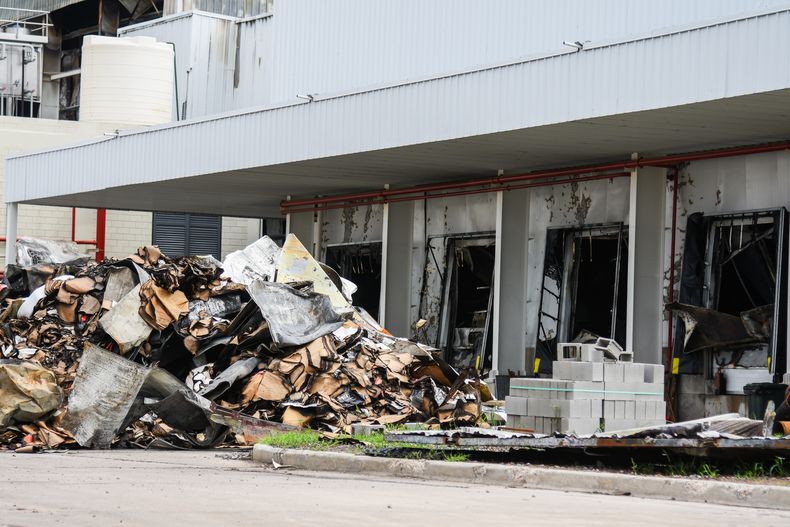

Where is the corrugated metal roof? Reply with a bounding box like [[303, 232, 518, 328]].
[[7, 8, 790, 217]]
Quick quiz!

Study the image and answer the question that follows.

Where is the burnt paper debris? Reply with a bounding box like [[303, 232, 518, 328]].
[[0, 234, 480, 451]]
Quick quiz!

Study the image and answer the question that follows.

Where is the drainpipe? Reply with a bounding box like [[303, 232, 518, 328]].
[[95, 209, 106, 261]]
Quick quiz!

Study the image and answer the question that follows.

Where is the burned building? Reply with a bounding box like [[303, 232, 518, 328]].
[[5, 1, 790, 420]]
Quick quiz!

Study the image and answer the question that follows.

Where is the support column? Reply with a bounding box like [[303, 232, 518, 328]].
[[4, 202, 17, 267], [626, 166, 667, 364], [383, 201, 415, 336], [494, 189, 530, 373], [288, 210, 317, 256]]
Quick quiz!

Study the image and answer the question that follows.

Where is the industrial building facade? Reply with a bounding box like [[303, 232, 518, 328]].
[[6, 1, 790, 418]]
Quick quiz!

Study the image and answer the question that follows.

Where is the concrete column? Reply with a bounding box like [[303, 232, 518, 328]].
[[4, 202, 18, 267], [626, 167, 667, 364], [383, 201, 415, 336], [288, 210, 317, 256], [494, 189, 530, 373]]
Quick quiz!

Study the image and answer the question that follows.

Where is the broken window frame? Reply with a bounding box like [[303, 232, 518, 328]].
[[434, 232, 496, 371], [323, 241, 383, 319], [702, 209, 787, 377], [535, 223, 628, 373]]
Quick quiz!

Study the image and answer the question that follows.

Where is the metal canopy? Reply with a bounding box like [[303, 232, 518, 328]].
[[7, 9, 790, 217]]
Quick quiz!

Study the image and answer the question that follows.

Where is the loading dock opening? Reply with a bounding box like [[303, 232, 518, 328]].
[[324, 242, 383, 319], [535, 224, 628, 374], [436, 236, 496, 371], [672, 208, 788, 385]]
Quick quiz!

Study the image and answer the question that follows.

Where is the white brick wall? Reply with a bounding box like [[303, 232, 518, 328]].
[[221, 217, 261, 258], [104, 210, 153, 259]]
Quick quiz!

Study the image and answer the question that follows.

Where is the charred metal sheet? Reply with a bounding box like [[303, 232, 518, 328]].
[[667, 303, 766, 353], [248, 280, 344, 347]]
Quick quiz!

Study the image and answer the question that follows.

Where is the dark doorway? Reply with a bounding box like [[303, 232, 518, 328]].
[[324, 242, 382, 319], [535, 224, 628, 374], [439, 238, 496, 371]]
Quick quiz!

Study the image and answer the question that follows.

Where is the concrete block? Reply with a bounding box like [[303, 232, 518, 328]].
[[505, 396, 528, 416], [783, 373, 790, 385], [643, 364, 665, 384], [603, 362, 624, 383], [559, 418, 601, 435], [563, 381, 606, 400], [553, 361, 603, 382], [527, 398, 599, 419], [604, 419, 639, 432], [605, 382, 663, 401], [552, 361, 572, 380], [603, 400, 616, 418], [622, 363, 645, 383], [557, 343, 582, 361], [351, 424, 385, 436], [580, 345, 604, 362]]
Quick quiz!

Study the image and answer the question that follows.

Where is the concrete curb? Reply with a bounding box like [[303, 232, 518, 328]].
[[252, 445, 790, 510]]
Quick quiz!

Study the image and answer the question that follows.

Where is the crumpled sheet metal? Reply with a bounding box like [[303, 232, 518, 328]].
[[222, 236, 281, 285], [16, 237, 87, 267], [0, 360, 63, 427], [63, 344, 216, 448], [275, 234, 353, 314], [248, 280, 344, 347]]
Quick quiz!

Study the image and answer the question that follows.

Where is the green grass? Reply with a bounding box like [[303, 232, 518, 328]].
[[443, 453, 470, 462], [259, 430, 329, 450]]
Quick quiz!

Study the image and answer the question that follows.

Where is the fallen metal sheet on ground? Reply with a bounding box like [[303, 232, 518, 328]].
[[63, 344, 217, 448], [385, 425, 790, 454]]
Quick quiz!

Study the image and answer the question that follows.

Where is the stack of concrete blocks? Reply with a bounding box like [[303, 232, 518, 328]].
[[505, 340, 665, 435]]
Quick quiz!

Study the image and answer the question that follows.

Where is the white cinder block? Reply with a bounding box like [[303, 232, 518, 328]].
[[505, 396, 528, 416], [604, 419, 639, 432], [603, 400, 616, 418], [564, 381, 606, 400], [552, 361, 572, 381], [643, 364, 665, 384], [603, 362, 624, 383], [604, 382, 637, 400], [580, 344, 604, 362], [557, 343, 582, 361], [622, 363, 645, 383], [559, 418, 601, 435]]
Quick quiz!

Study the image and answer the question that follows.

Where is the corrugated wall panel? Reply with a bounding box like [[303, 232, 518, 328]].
[[267, 0, 790, 104], [8, 9, 790, 204]]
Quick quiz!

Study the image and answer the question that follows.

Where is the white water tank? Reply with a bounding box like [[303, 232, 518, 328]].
[[80, 35, 174, 126]]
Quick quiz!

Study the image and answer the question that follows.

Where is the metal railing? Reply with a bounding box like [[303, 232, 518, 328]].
[[0, 7, 51, 42]]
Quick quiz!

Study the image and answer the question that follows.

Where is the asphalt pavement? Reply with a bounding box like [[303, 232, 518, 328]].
[[1, 450, 787, 526]]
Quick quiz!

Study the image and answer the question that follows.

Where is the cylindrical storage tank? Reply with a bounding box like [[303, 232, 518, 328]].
[[80, 35, 174, 126]]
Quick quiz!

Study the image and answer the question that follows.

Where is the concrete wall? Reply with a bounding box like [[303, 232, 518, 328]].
[[321, 205, 383, 248]]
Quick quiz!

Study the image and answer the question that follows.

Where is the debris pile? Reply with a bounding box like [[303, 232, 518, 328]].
[[0, 235, 480, 451]]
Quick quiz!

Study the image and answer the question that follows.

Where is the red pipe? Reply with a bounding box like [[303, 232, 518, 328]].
[[284, 172, 630, 214], [282, 139, 790, 212], [95, 209, 106, 262]]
